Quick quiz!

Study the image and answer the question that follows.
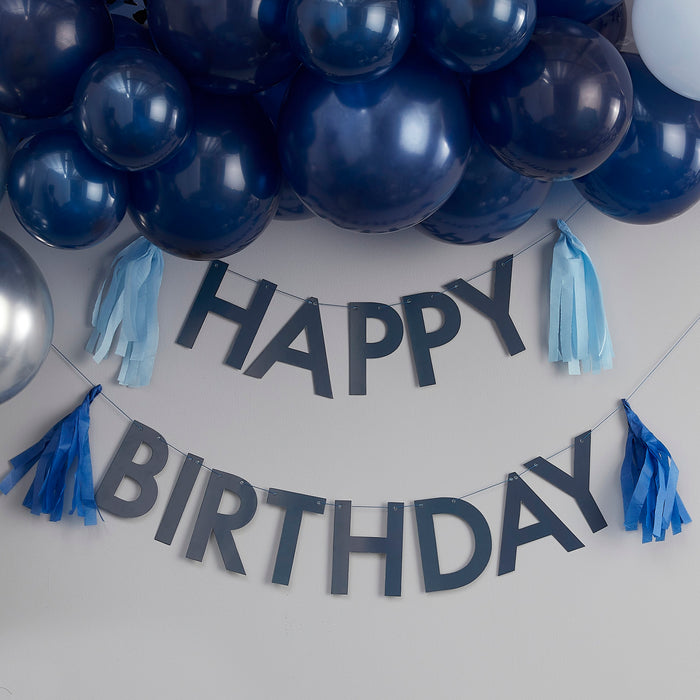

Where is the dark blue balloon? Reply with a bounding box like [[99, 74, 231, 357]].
[[112, 14, 155, 50], [575, 53, 700, 224], [129, 92, 281, 260], [0, 111, 74, 154], [8, 130, 128, 249], [147, 0, 299, 94], [74, 48, 193, 171], [287, 0, 414, 82], [278, 48, 471, 232], [414, 0, 536, 74], [420, 128, 551, 244], [538, 0, 621, 23], [0, 0, 113, 118], [471, 17, 633, 181], [588, 2, 627, 48], [255, 76, 314, 221]]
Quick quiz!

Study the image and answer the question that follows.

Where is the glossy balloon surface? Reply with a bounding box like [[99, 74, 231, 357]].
[[255, 76, 313, 220], [112, 14, 155, 49], [278, 49, 471, 232], [148, 0, 299, 94], [414, 0, 536, 74], [74, 48, 193, 171], [0, 231, 54, 404], [538, 0, 620, 23], [632, 0, 700, 101], [8, 130, 128, 248], [471, 17, 633, 181], [0, 111, 74, 154], [575, 53, 700, 224], [288, 0, 413, 82], [0, 0, 113, 118], [588, 2, 627, 48], [420, 129, 551, 244], [129, 93, 281, 260]]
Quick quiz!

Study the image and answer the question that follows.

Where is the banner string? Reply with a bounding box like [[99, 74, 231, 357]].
[[225, 198, 589, 308], [44, 197, 700, 511]]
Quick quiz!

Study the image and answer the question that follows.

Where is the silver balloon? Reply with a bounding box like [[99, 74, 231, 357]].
[[0, 231, 54, 403]]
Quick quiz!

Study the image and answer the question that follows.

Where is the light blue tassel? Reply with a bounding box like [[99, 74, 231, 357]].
[[86, 237, 164, 387], [620, 399, 691, 542], [0, 386, 102, 525], [549, 219, 613, 374]]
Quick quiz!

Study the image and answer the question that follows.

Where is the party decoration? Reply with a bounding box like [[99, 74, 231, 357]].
[[0, 110, 73, 154], [86, 238, 164, 387], [74, 48, 193, 171], [575, 54, 700, 224], [129, 92, 281, 260], [287, 0, 413, 82], [95, 416, 608, 594], [549, 220, 613, 375], [414, 0, 536, 75], [177, 254, 524, 397], [0, 231, 54, 404], [420, 128, 552, 244], [471, 17, 633, 181], [620, 400, 692, 542], [537, 0, 621, 24], [278, 48, 471, 232], [0, 0, 113, 118], [8, 130, 128, 249], [0, 385, 102, 524], [632, 0, 700, 101], [254, 78, 313, 221], [587, 2, 627, 49], [147, 0, 299, 94]]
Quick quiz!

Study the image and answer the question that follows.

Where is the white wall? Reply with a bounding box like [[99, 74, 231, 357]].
[[1, 167, 699, 698]]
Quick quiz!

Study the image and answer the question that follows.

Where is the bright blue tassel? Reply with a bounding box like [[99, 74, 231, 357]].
[[86, 237, 164, 387], [549, 219, 613, 374], [620, 399, 691, 542], [0, 386, 102, 525]]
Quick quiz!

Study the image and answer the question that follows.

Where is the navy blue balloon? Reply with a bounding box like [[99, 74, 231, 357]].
[[0, 0, 113, 118], [471, 17, 633, 181], [575, 53, 700, 224], [420, 128, 551, 244], [278, 49, 471, 232], [112, 14, 155, 50], [588, 2, 627, 48], [74, 48, 193, 171], [147, 0, 299, 95], [129, 92, 281, 260], [287, 0, 413, 82], [414, 0, 536, 74], [8, 130, 128, 248], [538, 0, 621, 23], [0, 111, 74, 154], [255, 76, 314, 221]]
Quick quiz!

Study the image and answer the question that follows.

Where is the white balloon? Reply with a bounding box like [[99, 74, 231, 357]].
[[632, 0, 700, 100]]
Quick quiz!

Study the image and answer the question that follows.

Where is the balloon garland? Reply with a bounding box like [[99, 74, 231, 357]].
[[0, 0, 696, 264], [0, 1, 699, 398]]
